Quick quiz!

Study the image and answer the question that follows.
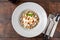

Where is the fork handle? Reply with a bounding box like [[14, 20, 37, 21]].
[[43, 34, 50, 40]]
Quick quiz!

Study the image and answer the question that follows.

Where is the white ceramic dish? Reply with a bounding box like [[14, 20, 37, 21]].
[[12, 2, 47, 38]]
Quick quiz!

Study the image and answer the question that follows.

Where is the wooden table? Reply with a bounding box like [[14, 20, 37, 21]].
[[0, 0, 60, 40]]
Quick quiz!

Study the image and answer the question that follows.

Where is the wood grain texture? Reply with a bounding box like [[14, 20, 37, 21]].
[[0, 0, 60, 40]]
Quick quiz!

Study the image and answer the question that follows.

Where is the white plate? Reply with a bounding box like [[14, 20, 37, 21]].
[[12, 2, 47, 38]]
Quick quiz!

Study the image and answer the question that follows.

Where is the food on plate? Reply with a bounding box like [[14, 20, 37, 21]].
[[19, 10, 39, 29]]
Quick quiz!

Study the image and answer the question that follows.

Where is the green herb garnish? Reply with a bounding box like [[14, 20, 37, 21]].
[[26, 12, 34, 17]]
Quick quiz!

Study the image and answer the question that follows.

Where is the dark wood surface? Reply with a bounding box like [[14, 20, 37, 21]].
[[0, 0, 60, 40]]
